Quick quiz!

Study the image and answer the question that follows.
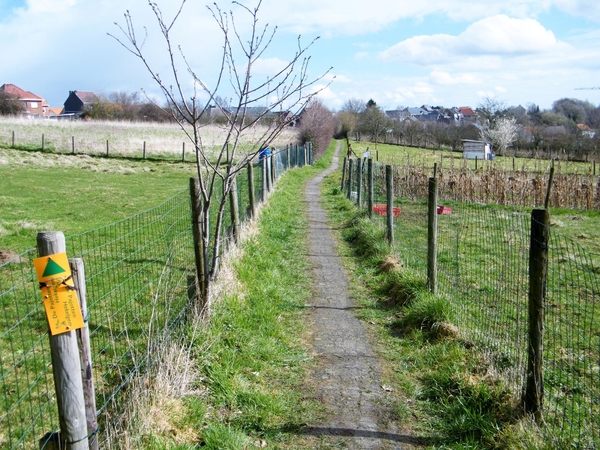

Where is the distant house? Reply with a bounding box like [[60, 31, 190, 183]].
[[577, 124, 596, 138], [458, 106, 478, 122], [63, 90, 99, 115], [0, 83, 50, 118]]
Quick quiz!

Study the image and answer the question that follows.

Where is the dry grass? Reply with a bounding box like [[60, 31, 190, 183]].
[[100, 197, 266, 448], [0, 117, 298, 159], [387, 160, 600, 210]]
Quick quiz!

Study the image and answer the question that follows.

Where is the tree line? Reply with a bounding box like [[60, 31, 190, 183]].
[[334, 97, 600, 161]]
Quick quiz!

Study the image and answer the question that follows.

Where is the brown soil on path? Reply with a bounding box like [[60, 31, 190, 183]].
[[300, 142, 420, 449]]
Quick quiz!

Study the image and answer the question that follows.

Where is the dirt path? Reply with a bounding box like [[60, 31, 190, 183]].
[[302, 142, 417, 449]]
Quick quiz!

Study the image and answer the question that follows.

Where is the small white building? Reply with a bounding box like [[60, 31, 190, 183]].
[[462, 139, 492, 160]]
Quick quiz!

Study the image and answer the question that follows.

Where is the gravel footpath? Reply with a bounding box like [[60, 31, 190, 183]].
[[301, 143, 418, 449]]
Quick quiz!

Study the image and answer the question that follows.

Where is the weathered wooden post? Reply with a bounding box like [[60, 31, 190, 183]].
[[69, 259, 99, 450], [261, 157, 268, 201], [189, 178, 207, 301], [12, 130, 15, 147], [72, 136, 75, 154], [247, 162, 255, 218], [229, 175, 240, 243], [341, 157, 348, 192], [270, 153, 276, 184], [42, 134, 45, 152], [386, 165, 394, 244], [286, 144, 291, 170], [427, 176, 439, 293], [106, 140, 109, 156], [356, 158, 363, 207], [368, 158, 374, 219], [36, 232, 89, 450], [347, 159, 354, 200], [182, 142, 186, 162], [143, 141, 146, 159], [523, 208, 549, 424]]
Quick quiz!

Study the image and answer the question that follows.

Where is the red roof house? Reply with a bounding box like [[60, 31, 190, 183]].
[[0, 83, 50, 118]]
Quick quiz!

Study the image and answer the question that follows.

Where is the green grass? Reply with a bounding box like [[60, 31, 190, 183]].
[[318, 158, 599, 449], [349, 141, 597, 175], [0, 148, 197, 253], [128, 141, 337, 448]]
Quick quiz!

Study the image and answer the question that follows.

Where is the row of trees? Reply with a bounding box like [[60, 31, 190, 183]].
[[334, 97, 600, 161]]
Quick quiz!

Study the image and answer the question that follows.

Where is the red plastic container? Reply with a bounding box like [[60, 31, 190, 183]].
[[437, 206, 452, 215], [373, 204, 401, 217]]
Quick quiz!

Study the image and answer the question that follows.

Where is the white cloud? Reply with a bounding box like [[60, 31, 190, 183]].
[[380, 15, 564, 65], [429, 71, 480, 86], [252, 58, 290, 76], [459, 15, 559, 55], [26, 0, 76, 13], [553, 0, 600, 22]]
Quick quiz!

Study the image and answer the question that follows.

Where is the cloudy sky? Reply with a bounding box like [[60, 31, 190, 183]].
[[1, 0, 600, 112]]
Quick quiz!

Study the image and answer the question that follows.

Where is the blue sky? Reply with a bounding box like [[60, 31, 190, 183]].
[[1, 0, 600, 112]]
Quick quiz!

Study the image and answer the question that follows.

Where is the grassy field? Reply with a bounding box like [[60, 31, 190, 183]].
[[0, 118, 298, 161], [0, 132, 317, 449], [322, 163, 599, 448], [0, 147, 198, 254], [350, 141, 598, 176], [2, 134, 598, 448]]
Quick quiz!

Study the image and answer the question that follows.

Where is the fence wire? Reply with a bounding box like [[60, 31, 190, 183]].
[[348, 157, 599, 448], [1, 143, 311, 449]]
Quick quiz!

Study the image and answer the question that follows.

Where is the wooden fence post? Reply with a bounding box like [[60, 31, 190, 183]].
[[229, 176, 240, 243], [270, 153, 276, 185], [341, 157, 347, 192], [69, 258, 99, 450], [386, 165, 394, 244], [189, 178, 207, 302], [247, 162, 255, 218], [143, 141, 146, 159], [182, 142, 185, 162], [261, 157, 268, 201], [368, 158, 374, 219], [427, 176, 439, 293], [12, 130, 15, 147], [356, 158, 362, 207], [286, 144, 291, 170], [36, 232, 89, 450], [42, 134, 45, 152], [295, 145, 299, 167], [72, 136, 75, 154], [347, 159, 354, 199], [524, 208, 549, 424]]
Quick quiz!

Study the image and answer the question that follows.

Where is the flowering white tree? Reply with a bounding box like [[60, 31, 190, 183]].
[[480, 116, 519, 155]]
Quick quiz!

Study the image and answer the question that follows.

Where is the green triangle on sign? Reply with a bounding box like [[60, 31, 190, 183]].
[[42, 258, 67, 278]]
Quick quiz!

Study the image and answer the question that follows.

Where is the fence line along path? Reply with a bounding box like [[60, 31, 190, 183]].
[[302, 142, 418, 449]]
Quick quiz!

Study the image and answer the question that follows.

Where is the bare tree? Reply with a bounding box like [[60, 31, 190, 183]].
[[110, 0, 331, 298], [297, 99, 335, 159]]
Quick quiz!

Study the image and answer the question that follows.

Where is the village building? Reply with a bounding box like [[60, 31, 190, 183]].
[[0, 83, 50, 118]]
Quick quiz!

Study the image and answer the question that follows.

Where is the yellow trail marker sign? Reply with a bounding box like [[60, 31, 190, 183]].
[[33, 252, 85, 335]]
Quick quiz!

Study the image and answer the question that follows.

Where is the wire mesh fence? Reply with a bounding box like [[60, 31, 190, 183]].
[[0, 143, 311, 449], [346, 156, 599, 448]]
